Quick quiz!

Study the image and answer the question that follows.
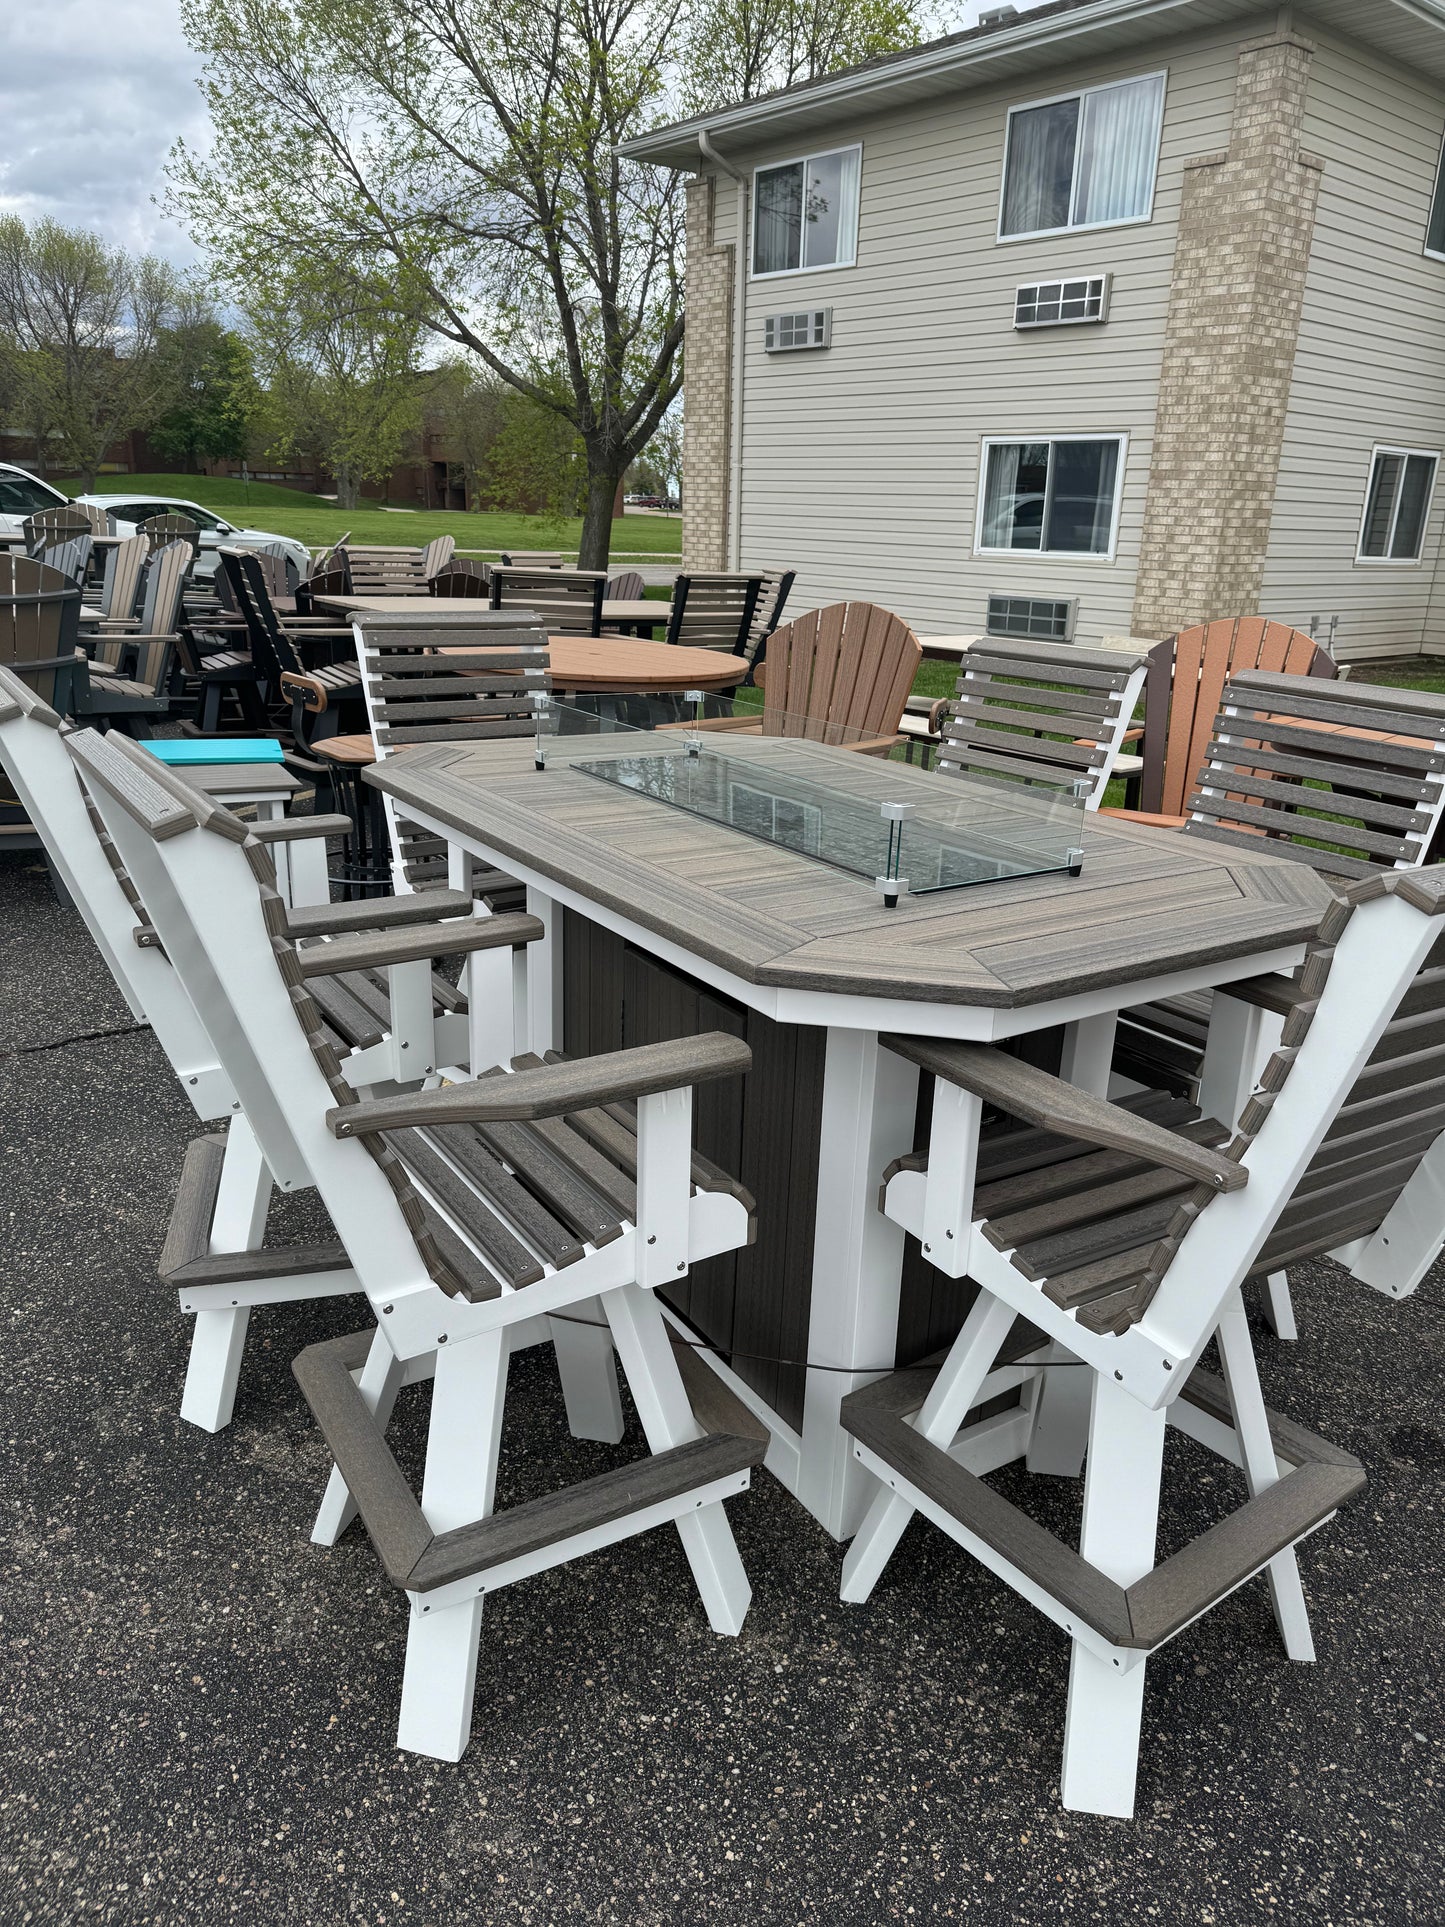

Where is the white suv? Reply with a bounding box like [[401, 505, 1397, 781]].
[[0, 462, 72, 533], [74, 492, 312, 583]]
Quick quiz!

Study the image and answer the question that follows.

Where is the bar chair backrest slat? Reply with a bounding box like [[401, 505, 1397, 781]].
[[743, 569, 796, 669]]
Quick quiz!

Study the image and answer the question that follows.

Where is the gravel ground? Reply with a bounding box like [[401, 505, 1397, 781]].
[[1, 849, 1442, 1926]]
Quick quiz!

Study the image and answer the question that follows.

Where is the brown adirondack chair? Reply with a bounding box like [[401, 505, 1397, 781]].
[[1101, 618, 1335, 827], [746, 603, 922, 753]]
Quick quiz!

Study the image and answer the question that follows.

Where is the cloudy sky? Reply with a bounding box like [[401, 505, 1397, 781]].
[[0, 0, 1044, 264], [0, 0, 206, 262]]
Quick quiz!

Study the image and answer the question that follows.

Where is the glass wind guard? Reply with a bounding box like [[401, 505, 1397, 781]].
[[532, 692, 1086, 898]]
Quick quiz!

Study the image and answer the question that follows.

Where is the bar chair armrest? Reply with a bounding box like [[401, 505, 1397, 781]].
[[882, 1035, 1247, 1193], [251, 814, 355, 845], [284, 886, 474, 938], [329, 1034, 754, 1137], [296, 910, 543, 978]]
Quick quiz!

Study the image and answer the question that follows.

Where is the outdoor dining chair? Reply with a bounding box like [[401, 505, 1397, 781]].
[[741, 569, 796, 671], [663, 573, 765, 655], [70, 728, 766, 1762], [932, 638, 1151, 807], [338, 543, 432, 595], [427, 558, 491, 598], [490, 566, 605, 635], [843, 865, 1445, 1816], [219, 547, 365, 744]]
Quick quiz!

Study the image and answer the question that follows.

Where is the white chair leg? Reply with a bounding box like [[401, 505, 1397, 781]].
[[605, 1282, 751, 1635], [550, 1299, 625, 1443], [840, 1288, 1016, 1604], [394, 1330, 509, 1759], [1025, 1363, 1093, 1478], [1059, 1375, 1166, 1818], [312, 1328, 409, 1547], [179, 1116, 271, 1433], [1261, 1271, 1298, 1342], [396, 1598, 485, 1762], [1215, 1291, 1315, 1661]]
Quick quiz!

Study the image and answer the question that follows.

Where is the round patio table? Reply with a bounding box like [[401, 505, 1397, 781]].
[[536, 635, 744, 692]]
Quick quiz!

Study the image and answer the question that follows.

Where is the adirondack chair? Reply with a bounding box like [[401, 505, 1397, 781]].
[[844, 867, 1445, 1815], [339, 544, 431, 595], [428, 559, 491, 599], [742, 569, 796, 671], [932, 639, 1151, 808], [35, 533, 94, 586], [422, 535, 455, 578], [22, 506, 91, 558], [45, 541, 192, 734], [490, 567, 605, 636], [352, 608, 546, 900], [294, 557, 351, 615], [86, 534, 150, 650], [67, 500, 117, 538], [604, 568, 645, 602], [663, 574, 765, 655], [71, 729, 764, 1761], [1101, 618, 1336, 826], [711, 602, 921, 753], [219, 547, 364, 744], [0, 554, 82, 853], [139, 512, 201, 564]]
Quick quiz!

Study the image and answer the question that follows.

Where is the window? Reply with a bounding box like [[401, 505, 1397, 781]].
[[1357, 447, 1439, 562], [1427, 134, 1445, 258], [976, 437, 1124, 558], [752, 146, 860, 277], [999, 73, 1165, 239], [0, 473, 67, 517], [1014, 275, 1111, 328], [763, 308, 832, 352]]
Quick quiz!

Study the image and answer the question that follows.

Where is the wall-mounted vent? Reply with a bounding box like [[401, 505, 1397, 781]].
[[986, 594, 1078, 643], [979, 5, 1019, 25], [1014, 275, 1111, 329], [763, 308, 832, 353]]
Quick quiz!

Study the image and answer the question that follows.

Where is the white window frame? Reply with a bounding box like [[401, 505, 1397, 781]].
[[973, 433, 1128, 563], [1424, 128, 1445, 262], [996, 71, 1167, 244], [1355, 443, 1441, 565], [749, 143, 862, 281]]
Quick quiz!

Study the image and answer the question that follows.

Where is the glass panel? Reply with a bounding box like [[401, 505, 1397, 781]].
[[800, 148, 860, 269], [754, 163, 803, 274], [1361, 454, 1400, 557], [539, 695, 1085, 897], [1391, 454, 1435, 558], [1043, 439, 1119, 554], [981, 442, 1049, 550], [1073, 74, 1165, 225], [1000, 98, 1079, 236], [1428, 142, 1445, 255]]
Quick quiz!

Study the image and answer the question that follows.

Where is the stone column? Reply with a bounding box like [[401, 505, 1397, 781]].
[[682, 176, 735, 572], [1131, 32, 1323, 638]]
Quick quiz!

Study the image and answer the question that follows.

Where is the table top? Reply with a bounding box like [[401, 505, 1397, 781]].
[[539, 636, 742, 692], [311, 592, 671, 623], [365, 732, 1332, 1010], [602, 599, 669, 624]]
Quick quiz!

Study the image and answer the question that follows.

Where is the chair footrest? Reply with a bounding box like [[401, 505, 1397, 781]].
[[160, 1134, 349, 1287], [293, 1327, 767, 1593], [842, 1361, 1364, 1653]]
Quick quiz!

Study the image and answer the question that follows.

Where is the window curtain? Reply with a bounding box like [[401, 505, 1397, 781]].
[[801, 148, 860, 268], [1074, 75, 1165, 225], [1000, 99, 1078, 236]]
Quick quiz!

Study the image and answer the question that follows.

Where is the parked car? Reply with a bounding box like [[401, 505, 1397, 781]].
[[74, 492, 312, 583], [0, 462, 72, 534]]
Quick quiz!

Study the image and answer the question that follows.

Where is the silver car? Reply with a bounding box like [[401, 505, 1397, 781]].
[[75, 491, 312, 583]]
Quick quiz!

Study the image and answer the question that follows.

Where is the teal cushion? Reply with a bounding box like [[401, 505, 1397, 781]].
[[142, 738, 284, 767]]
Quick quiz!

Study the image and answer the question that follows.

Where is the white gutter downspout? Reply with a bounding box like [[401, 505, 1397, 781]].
[[699, 130, 747, 570]]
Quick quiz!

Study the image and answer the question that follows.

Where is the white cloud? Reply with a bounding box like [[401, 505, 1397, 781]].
[[0, 0, 208, 262]]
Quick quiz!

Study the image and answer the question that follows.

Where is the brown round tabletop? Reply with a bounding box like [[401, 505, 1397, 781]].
[[543, 635, 744, 693]]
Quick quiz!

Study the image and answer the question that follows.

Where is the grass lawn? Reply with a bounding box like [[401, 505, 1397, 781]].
[[55, 474, 683, 560]]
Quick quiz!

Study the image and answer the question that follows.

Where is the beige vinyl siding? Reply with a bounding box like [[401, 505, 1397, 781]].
[[720, 21, 1249, 642], [1259, 25, 1445, 662]]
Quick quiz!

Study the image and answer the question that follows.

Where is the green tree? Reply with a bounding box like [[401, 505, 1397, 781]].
[[244, 273, 423, 508], [151, 290, 260, 470], [168, 0, 933, 566], [0, 217, 176, 489]]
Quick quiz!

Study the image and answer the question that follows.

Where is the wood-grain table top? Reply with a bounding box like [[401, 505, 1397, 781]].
[[365, 733, 1334, 1009], [310, 591, 672, 625]]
